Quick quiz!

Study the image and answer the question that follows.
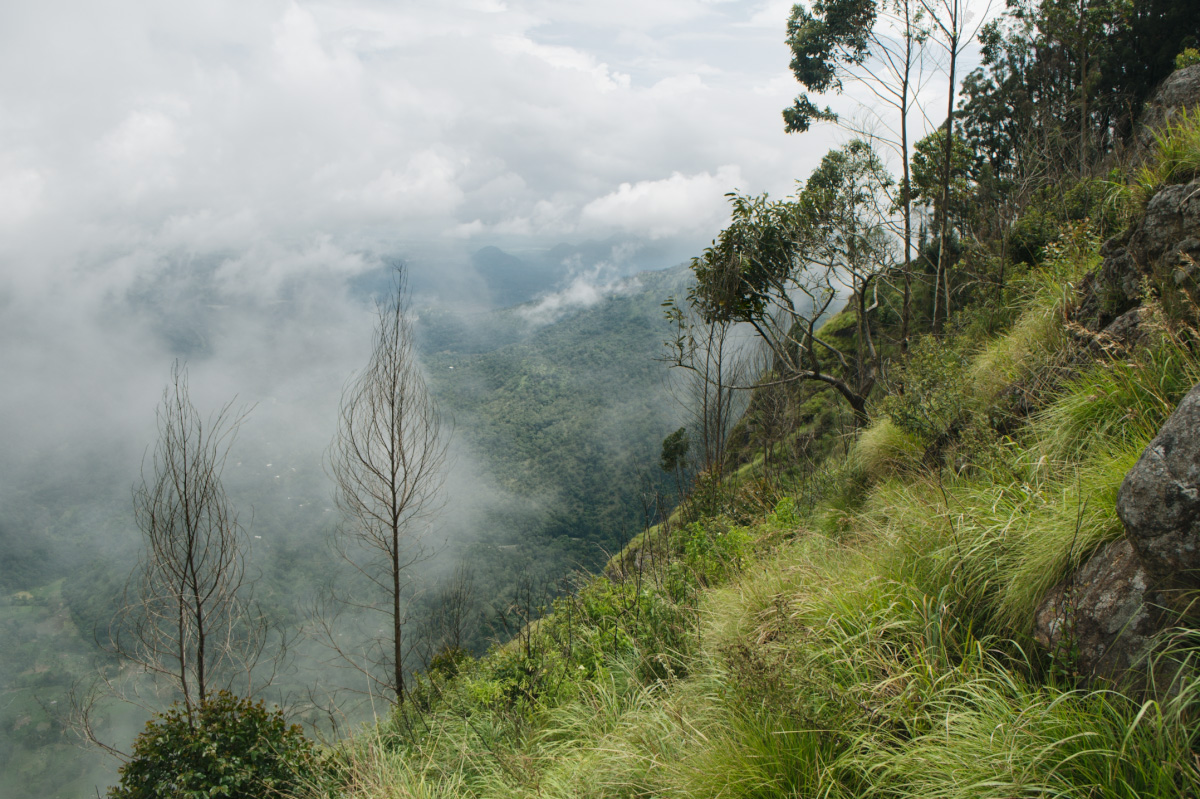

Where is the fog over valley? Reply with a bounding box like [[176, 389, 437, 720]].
[[0, 1, 860, 795]]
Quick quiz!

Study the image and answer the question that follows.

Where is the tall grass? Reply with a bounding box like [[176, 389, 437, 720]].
[[310, 210, 1200, 799], [854, 664, 1200, 798], [1132, 107, 1200, 206], [1033, 318, 1200, 463]]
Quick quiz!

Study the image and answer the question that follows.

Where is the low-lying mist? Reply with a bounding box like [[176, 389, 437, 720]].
[[0, 236, 689, 797]]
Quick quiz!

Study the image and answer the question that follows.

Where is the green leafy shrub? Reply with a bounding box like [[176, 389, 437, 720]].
[[1176, 47, 1200, 70], [109, 691, 321, 799], [426, 645, 472, 680], [1008, 202, 1060, 266], [673, 521, 750, 588]]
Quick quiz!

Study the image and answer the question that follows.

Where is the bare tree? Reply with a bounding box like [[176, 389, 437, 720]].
[[429, 563, 477, 656], [326, 266, 447, 706], [920, 0, 990, 330], [100, 362, 264, 730]]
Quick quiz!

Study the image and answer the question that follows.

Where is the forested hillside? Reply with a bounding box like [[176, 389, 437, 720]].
[[8, 0, 1200, 797], [277, 3, 1200, 799], [421, 265, 689, 576]]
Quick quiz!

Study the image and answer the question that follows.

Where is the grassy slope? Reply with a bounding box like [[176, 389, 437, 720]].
[[310, 119, 1200, 798]]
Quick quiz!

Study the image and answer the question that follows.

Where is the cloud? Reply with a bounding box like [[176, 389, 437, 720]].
[[517, 263, 642, 327], [579, 165, 743, 239], [0, 164, 44, 229], [0, 0, 855, 508], [351, 149, 467, 218], [494, 35, 632, 92]]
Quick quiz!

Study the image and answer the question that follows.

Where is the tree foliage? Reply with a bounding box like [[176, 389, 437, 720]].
[[109, 691, 320, 799], [910, 127, 975, 232], [783, 0, 880, 132], [958, 0, 1200, 189], [687, 141, 893, 424]]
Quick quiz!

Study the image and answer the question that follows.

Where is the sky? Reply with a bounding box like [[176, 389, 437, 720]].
[[0, 0, 868, 483], [0, 0, 835, 284], [0, 0, 992, 516]]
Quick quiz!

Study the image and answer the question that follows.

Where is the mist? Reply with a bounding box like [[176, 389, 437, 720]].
[[0, 1, 856, 794]]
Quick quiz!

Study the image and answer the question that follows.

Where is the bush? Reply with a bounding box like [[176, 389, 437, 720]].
[[109, 691, 321, 799], [1176, 47, 1200, 70]]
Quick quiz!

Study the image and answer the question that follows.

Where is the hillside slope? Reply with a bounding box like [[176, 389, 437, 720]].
[[308, 71, 1200, 799]]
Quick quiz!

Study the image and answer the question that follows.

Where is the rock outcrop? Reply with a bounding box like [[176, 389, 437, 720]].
[[1093, 177, 1200, 323], [1087, 64, 1200, 326], [1035, 383, 1200, 685], [1118, 383, 1200, 583], [1136, 64, 1200, 154], [1034, 539, 1163, 680]]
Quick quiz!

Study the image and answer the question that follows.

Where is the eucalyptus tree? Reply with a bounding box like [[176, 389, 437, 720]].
[[785, 0, 932, 349], [685, 141, 894, 426], [326, 267, 447, 705]]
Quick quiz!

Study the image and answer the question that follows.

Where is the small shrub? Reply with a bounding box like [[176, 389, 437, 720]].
[[427, 645, 472, 680], [882, 332, 977, 446], [109, 691, 321, 799], [1176, 47, 1200, 70], [1008, 202, 1060, 266]]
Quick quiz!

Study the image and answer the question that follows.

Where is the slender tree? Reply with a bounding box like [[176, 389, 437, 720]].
[[685, 141, 894, 426], [920, 0, 989, 330], [663, 300, 750, 479], [104, 363, 263, 726], [327, 266, 447, 705], [784, 0, 932, 349], [429, 563, 477, 657]]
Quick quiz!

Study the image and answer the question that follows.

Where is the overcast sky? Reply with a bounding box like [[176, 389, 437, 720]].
[[0, 1, 835, 461], [0, 0, 844, 282], [0, 0, 981, 504]]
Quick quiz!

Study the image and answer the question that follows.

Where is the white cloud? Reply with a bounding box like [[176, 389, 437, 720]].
[[495, 35, 632, 92], [0, 0, 834, 291], [0, 164, 44, 229], [580, 165, 743, 239], [0, 0, 866, 473], [352, 150, 467, 217], [518, 265, 642, 327]]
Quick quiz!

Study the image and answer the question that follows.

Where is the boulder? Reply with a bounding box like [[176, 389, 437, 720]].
[[1036, 383, 1200, 686], [1136, 64, 1200, 155], [1117, 382, 1200, 583], [1034, 539, 1163, 683], [1092, 178, 1200, 319], [1097, 305, 1150, 352]]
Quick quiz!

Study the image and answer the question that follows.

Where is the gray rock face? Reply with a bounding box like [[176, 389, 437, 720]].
[[1034, 539, 1162, 682], [1137, 179, 1200, 263], [1117, 382, 1200, 582], [1035, 382, 1200, 686], [1090, 65, 1200, 322], [1136, 65, 1200, 154], [1094, 178, 1200, 319]]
